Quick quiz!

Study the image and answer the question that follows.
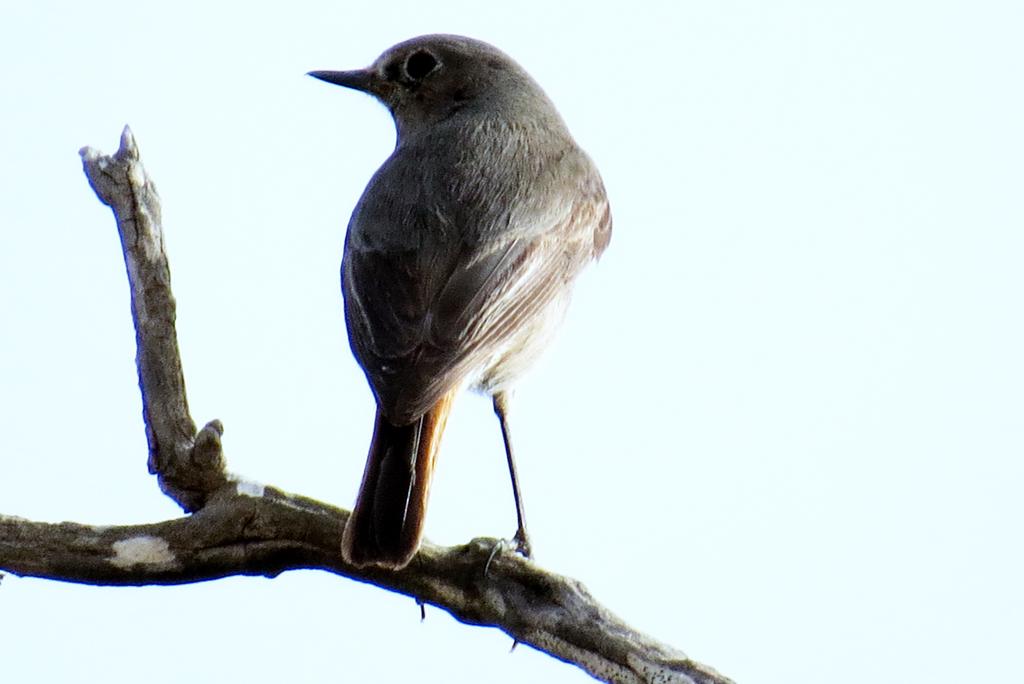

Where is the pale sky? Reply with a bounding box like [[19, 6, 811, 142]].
[[2, 2, 1022, 682]]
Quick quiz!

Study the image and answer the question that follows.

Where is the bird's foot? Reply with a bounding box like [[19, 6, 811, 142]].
[[511, 526, 532, 560], [484, 527, 533, 576]]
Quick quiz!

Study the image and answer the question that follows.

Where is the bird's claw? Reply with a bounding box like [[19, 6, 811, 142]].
[[484, 529, 533, 577]]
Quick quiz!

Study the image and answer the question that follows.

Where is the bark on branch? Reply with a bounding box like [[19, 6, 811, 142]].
[[80, 127, 225, 511], [0, 128, 733, 684], [0, 490, 727, 684]]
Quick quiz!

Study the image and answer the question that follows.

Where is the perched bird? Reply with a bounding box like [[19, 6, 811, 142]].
[[310, 34, 611, 569]]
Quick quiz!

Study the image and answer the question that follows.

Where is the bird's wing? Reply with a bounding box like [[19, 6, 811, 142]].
[[344, 182, 610, 424]]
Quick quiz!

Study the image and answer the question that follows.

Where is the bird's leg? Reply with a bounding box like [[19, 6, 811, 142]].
[[492, 391, 532, 559]]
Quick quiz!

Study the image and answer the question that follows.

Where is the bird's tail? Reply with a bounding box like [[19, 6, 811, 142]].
[[341, 390, 456, 569]]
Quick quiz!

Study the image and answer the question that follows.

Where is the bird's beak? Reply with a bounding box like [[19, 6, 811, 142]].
[[308, 69, 377, 94]]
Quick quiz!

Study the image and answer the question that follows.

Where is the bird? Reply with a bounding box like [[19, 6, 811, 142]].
[[310, 34, 611, 570]]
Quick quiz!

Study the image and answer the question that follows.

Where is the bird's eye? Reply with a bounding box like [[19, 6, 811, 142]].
[[404, 50, 439, 80]]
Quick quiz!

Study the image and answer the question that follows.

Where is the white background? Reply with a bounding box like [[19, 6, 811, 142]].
[[2, 2, 1022, 682]]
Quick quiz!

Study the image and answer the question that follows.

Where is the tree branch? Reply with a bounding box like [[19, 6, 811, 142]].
[[0, 129, 734, 684], [0, 488, 729, 684], [80, 127, 225, 511]]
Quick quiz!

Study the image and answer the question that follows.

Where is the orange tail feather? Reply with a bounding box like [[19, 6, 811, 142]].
[[341, 390, 455, 569]]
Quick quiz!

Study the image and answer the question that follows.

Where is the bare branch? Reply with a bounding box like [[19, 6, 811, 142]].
[[0, 130, 735, 684], [0, 488, 732, 684], [79, 128, 225, 511]]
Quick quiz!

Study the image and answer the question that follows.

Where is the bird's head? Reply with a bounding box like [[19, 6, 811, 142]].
[[310, 34, 557, 138]]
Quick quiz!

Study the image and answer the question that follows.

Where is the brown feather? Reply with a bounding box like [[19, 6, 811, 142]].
[[341, 388, 457, 569]]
